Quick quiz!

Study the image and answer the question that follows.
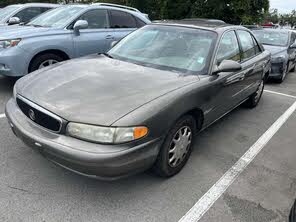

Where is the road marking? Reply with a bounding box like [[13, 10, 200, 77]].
[[0, 114, 5, 119], [179, 100, 296, 222], [264, 90, 296, 99]]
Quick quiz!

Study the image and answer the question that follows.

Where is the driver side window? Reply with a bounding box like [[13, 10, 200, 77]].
[[77, 9, 109, 29], [216, 31, 241, 65]]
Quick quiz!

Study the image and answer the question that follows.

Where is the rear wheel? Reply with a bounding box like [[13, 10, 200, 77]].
[[243, 79, 264, 108], [29, 53, 64, 73], [153, 115, 196, 177], [291, 61, 296, 72]]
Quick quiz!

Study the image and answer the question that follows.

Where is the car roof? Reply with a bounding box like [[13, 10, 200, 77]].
[[252, 28, 290, 33], [152, 19, 248, 32], [10, 3, 59, 7]]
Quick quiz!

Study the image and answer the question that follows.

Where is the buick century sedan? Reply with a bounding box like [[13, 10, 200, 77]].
[[6, 21, 271, 180]]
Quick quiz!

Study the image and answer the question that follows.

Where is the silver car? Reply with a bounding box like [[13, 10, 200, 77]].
[[0, 3, 58, 26], [0, 4, 150, 77]]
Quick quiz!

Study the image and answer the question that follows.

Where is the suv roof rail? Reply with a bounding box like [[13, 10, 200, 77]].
[[92, 3, 140, 12]]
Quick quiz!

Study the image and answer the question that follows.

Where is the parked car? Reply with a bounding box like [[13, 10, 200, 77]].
[[6, 21, 270, 180], [0, 4, 150, 77], [0, 3, 58, 26], [252, 28, 296, 83]]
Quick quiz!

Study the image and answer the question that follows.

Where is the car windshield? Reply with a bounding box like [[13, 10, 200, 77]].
[[0, 5, 21, 23], [253, 30, 289, 47], [108, 25, 217, 74], [27, 6, 85, 28]]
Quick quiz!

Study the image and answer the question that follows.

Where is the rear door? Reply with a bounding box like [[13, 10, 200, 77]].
[[236, 30, 264, 99], [72, 9, 111, 57], [108, 10, 139, 47]]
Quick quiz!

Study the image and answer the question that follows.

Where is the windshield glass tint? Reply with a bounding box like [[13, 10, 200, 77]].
[[108, 25, 217, 74], [28, 6, 85, 28], [253, 30, 289, 46], [0, 6, 20, 22]]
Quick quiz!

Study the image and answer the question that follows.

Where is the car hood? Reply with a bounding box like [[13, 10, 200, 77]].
[[0, 25, 51, 39], [16, 55, 199, 126], [263, 45, 287, 56]]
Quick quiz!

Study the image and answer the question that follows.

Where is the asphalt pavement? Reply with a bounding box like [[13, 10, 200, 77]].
[[0, 73, 296, 222]]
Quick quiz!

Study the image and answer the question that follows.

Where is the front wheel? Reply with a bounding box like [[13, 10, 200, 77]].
[[29, 53, 64, 73], [275, 64, 288, 83], [243, 79, 264, 108], [153, 115, 196, 177]]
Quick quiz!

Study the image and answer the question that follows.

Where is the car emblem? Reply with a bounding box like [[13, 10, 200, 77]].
[[28, 109, 36, 121]]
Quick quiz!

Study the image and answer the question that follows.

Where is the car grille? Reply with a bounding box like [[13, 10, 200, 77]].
[[16, 96, 62, 133]]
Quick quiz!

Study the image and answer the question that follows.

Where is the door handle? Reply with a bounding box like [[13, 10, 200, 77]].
[[106, 35, 114, 40]]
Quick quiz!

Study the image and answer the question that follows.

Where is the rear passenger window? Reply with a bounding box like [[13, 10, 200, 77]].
[[237, 30, 256, 60], [252, 36, 261, 55], [134, 16, 146, 28], [216, 31, 241, 64], [14, 7, 43, 24], [78, 9, 108, 29], [109, 10, 137, 28], [40, 7, 52, 13]]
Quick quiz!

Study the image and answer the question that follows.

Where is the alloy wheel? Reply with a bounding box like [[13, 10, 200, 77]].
[[168, 126, 192, 167], [38, 59, 58, 69]]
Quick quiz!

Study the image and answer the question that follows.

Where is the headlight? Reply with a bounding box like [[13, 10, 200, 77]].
[[67, 122, 148, 144], [0, 39, 21, 49]]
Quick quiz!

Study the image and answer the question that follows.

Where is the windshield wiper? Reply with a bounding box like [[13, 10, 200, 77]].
[[101, 53, 113, 59]]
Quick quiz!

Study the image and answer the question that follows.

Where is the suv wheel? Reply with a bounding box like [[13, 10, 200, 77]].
[[29, 53, 64, 73], [153, 115, 196, 177]]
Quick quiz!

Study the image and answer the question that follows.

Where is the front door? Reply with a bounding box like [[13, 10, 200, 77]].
[[204, 30, 246, 125], [72, 9, 111, 57]]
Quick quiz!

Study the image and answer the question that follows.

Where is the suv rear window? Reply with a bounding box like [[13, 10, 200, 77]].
[[109, 10, 137, 28]]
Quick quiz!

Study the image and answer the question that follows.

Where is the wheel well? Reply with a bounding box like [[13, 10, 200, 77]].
[[264, 70, 270, 82], [28, 49, 70, 73], [185, 108, 204, 131]]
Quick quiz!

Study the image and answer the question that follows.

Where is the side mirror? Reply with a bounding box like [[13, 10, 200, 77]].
[[111, 41, 118, 48], [8, 17, 20, 25], [73, 20, 88, 35], [213, 60, 242, 74]]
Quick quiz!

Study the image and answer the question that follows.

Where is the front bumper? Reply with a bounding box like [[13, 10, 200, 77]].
[[5, 98, 162, 180], [0, 47, 30, 77]]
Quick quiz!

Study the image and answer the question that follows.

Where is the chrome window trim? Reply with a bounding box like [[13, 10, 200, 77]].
[[16, 94, 63, 133]]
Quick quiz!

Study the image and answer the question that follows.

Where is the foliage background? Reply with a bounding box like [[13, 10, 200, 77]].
[[2, 0, 295, 26]]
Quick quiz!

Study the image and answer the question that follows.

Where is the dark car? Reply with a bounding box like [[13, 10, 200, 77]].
[[6, 21, 270, 180], [253, 28, 296, 83]]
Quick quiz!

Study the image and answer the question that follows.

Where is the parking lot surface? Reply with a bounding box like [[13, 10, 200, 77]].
[[1, 73, 296, 222]]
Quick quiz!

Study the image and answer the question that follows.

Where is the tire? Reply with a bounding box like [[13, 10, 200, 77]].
[[29, 53, 64, 73], [243, 79, 264, 108], [291, 62, 296, 72], [153, 115, 196, 177], [289, 200, 296, 222], [275, 64, 288, 83]]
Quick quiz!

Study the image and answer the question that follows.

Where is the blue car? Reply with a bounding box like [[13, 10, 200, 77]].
[[0, 3, 150, 77], [0, 3, 58, 26]]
